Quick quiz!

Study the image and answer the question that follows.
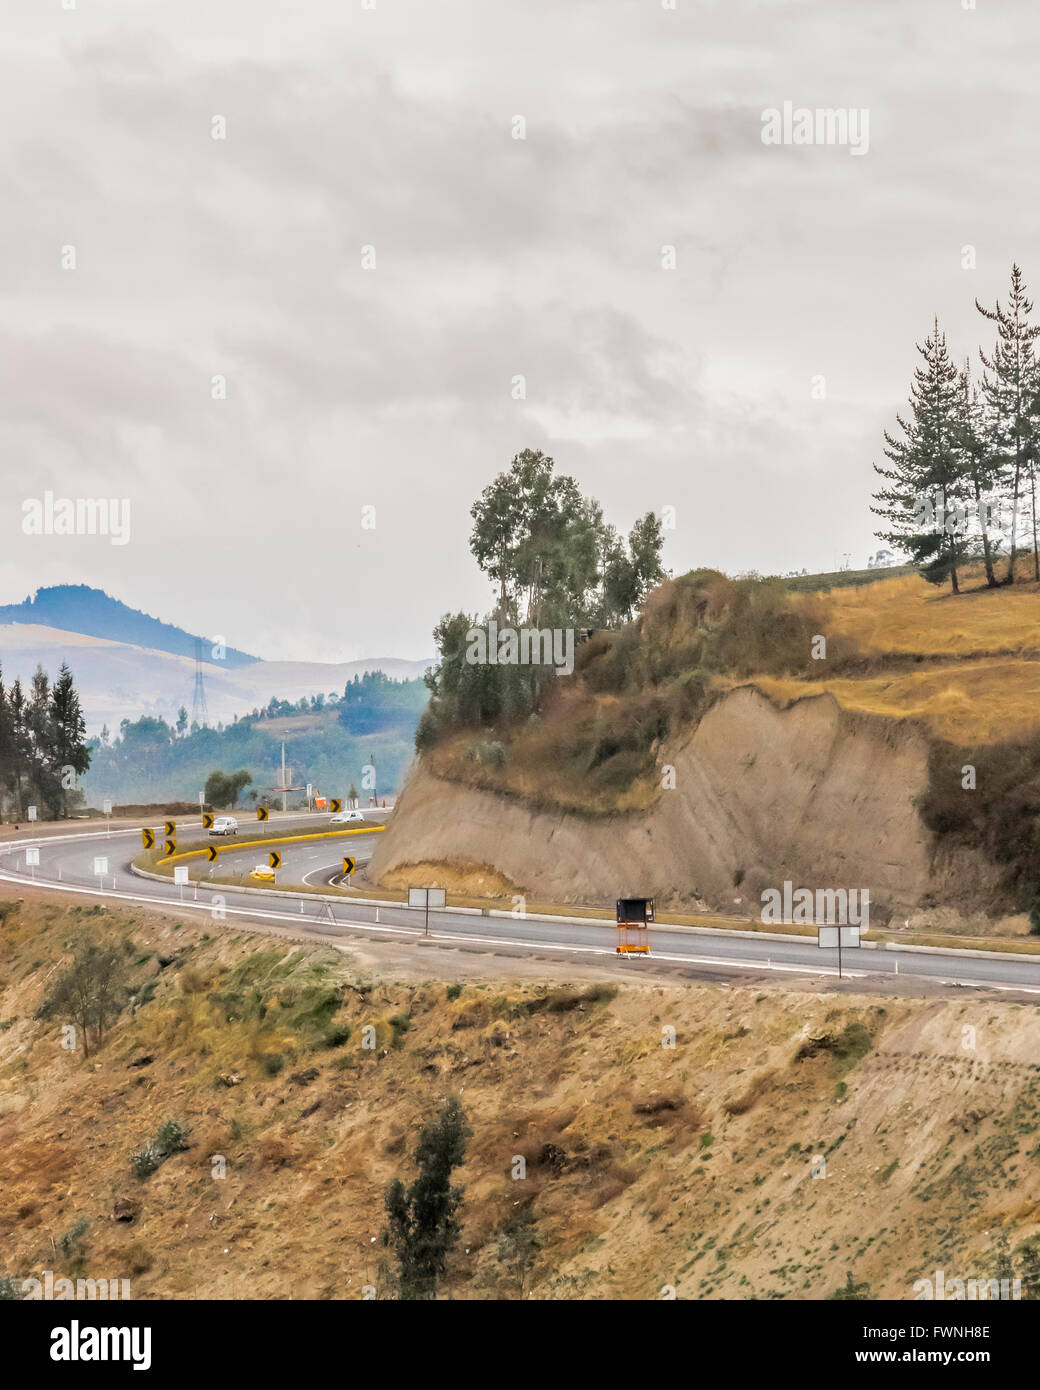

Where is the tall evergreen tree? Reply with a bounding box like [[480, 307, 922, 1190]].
[[0, 667, 11, 808], [51, 662, 91, 818], [7, 678, 28, 817], [976, 264, 1040, 582], [872, 319, 971, 592], [954, 362, 1002, 589]]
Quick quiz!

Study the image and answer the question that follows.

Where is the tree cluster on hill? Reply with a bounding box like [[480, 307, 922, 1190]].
[[0, 661, 90, 820], [873, 264, 1040, 591], [84, 677, 426, 807], [418, 449, 666, 745]]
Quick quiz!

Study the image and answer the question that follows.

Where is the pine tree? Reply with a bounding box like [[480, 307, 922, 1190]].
[[51, 663, 91, 818], [954, 363, 1002, 588], [7, 679, 28, 818], [976, 264, 1040, 582], [872, 319, 971, 592], [383, 1097, 470, 1299], [28, 666, 60, 817], [0, 667, 11, 813]]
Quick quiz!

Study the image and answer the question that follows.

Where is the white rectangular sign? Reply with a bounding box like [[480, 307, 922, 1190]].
[[817, 925, 861, 949], [27, 806, 37, 822], [102, 799, 113, 816], [174, 866, 189, 886], [93, 856, 109, 876], [408, 887, 446, 909], [25, 848, 39, 867]]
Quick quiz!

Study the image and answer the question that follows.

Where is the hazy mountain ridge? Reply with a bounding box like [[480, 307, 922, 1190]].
[[0, 585, 258, 667]]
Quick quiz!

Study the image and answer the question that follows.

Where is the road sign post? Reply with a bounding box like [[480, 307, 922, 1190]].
[[174, 865, 189, 900], [817, 924, 861, 979], [27, 806, 37, 823], [93, 855, 108, 888], [408, 887, 446, 937], [26, 846, 39, 879], [342, 856, 356, 879], [103, 799, 112, 834]]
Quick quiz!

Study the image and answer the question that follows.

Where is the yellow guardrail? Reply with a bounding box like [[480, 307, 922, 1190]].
[[163, 824, 385, 865]]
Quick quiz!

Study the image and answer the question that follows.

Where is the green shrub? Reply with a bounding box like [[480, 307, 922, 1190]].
[[155, 1119, 190, 1156], [262, 1053, 285, 1076], [131, 1145, 161, 1179]]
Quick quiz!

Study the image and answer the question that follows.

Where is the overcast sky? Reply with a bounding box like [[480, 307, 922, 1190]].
[[2, 0, 1037, 663]]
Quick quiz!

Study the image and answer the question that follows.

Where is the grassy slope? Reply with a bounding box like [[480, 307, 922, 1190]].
[[1, 899, 1038, 1300], [755, 570, 1040, 744]]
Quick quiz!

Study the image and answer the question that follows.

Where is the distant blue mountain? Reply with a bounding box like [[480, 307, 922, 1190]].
[[0, 585, 259, 668]]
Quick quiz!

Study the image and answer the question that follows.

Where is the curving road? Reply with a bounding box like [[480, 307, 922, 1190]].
[[2, 817, 1040, 999]]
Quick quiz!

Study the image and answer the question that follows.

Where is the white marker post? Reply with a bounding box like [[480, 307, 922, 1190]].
[[25, 846, 39, 880], [817, 923, 861, 979], [408, 887, 446, 938], [103, 798, 112, 835]]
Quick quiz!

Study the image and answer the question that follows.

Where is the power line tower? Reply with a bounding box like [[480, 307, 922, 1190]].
[[192, 638, 209, 729]]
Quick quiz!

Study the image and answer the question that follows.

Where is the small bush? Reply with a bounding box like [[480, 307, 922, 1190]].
[[131, 1145, 161, 1179], [446, 983, 463, 1002], [155, 1119, 189, 1156], [323, 1024, 351, 1048], [58, 1217, 89, 1255], [388, 1014, 412, 1046], [131, 1118, 190, 1179], [262, 1053, 285, 1076]]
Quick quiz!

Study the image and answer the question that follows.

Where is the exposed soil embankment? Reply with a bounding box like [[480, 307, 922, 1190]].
[[371, 686, 984, 917]]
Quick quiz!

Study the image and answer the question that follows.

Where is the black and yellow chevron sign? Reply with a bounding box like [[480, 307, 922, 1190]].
[[268, 851, 281, 869], [164, 820, 176, 837], [330, 798, 342, 813], [202, 813, 214, 830], [342, 856, 356, 876], [257, 807, 269, 822], [206, 846, 218, 862], [162, 839, 176, 858], [141, 828, 155, 849]]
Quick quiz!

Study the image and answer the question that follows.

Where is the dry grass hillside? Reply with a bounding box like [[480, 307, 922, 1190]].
[[757, 568, 1040, 744], [1, 897, 1039, 1300]]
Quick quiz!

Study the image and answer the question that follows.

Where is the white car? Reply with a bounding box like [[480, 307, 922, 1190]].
[[210, 816, 238, 836], [330, 809, 365, 824]]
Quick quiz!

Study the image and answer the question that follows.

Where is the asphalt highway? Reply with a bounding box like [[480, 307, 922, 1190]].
[[2, 816, 1039, 999]]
